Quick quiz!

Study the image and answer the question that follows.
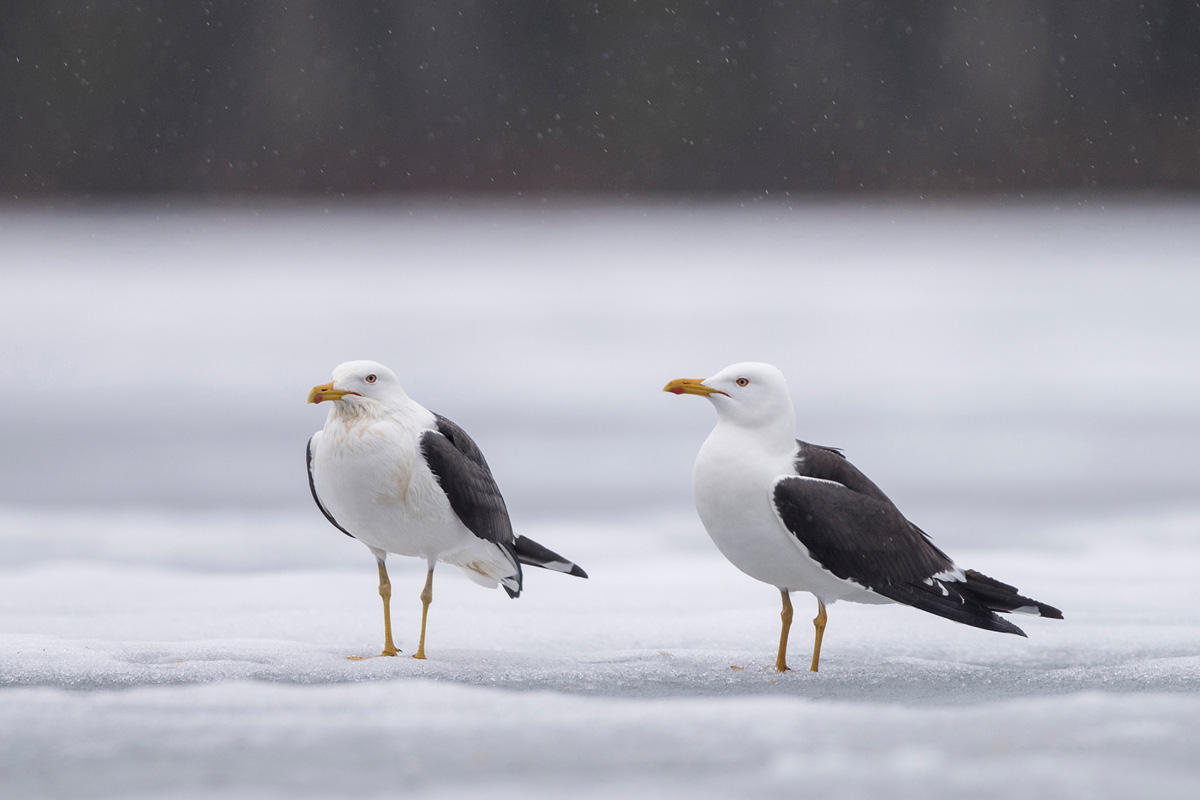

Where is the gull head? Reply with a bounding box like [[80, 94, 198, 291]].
[[308, 360, 406, 408], [664, 361, 795, 430]]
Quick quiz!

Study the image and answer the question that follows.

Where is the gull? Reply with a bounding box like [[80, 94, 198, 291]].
[[664, 362, 1061, 672], [307, 360, 587, 659]]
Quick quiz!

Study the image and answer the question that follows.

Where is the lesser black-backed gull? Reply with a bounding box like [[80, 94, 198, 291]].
[[308, 360, 587, 659], [664, 362, 1061, 672]]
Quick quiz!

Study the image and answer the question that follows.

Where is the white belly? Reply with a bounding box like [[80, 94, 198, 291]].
[[312, 418, 474, 561], [693, 430, 881, 604]]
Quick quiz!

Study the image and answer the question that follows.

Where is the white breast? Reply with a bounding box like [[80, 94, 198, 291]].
[[312, 411, 471, 561], [692, 425, 877, 603]]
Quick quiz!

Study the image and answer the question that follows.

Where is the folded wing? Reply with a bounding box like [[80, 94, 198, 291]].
[[772, 441, 1060, 635]]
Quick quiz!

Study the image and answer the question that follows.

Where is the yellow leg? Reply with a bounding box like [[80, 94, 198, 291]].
[[810, 599, 828, 673], [377, 559, 400, 657], [348, 558, 400, 659], [776, 589, 793, 672], [413, 566, 434, 660]]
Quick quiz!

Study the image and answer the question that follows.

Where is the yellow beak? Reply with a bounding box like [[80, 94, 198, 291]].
[[308, 381, 358, 404], [662, 377, 727, 397]]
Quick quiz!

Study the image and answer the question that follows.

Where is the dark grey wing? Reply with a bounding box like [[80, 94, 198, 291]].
[[420, 414, 515, 546], [793, 441, 895, 503], [775, 444, 1034, 635], [773, 473, 953, 588], [307, 434, 355, 539]]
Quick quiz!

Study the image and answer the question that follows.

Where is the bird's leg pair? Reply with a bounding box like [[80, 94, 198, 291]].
[[356, 557, 435, 660], [776, 590, 827, 673]]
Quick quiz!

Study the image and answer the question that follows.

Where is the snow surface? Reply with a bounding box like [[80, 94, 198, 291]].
[[2, 200, 1200, 798], [3, 508, 1200, 799]]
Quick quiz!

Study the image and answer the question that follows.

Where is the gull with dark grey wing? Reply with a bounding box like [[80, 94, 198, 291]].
[[307, 360, 586, 660], [665, 362, 1061, 672]]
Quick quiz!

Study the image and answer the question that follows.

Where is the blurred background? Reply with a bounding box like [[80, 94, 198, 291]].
[[2, 1, 1199, 567], [4, 1, 1200, 196]]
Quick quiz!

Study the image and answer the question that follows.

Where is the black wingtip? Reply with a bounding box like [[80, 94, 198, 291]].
[[962, 569, 1063, 621], [512, 535, 588, 579], [873, 580, 1032, 637], [977, 610, 1028, 637], [1037, 603, 1064, 620]]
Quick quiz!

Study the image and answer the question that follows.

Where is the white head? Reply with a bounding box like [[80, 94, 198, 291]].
[[664, 361, 796, 433], [307, 360, 409, 413]]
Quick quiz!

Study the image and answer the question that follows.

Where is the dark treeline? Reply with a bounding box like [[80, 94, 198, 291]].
[[3, 0, 1199, 196]]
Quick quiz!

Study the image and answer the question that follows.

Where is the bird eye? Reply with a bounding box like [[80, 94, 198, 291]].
[[736, 377, 750, 387], [365, 374, 377, 384]]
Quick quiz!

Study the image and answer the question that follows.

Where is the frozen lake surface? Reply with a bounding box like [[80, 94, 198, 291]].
[[3, 508, 1200, 799], [2, 200, 1199, 797]]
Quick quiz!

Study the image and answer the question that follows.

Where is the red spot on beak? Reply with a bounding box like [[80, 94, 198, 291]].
[[668, 387, 685, 395], [312, 394, 324, 404]]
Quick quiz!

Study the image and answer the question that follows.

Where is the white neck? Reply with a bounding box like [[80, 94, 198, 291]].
[[326, 393, 422, 428], [713, 404, 797, 458]]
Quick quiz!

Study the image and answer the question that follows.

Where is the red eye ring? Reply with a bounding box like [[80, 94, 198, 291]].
[[365, 374, 377, 384], [735, 377, 749, 387]]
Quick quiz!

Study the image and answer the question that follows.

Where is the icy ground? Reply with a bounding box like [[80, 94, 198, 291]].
[[3, 508, 1200, 799], [2, 200, 1200, 798]]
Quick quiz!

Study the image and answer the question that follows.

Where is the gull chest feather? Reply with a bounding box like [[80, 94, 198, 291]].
[[315, 416, 459, 557], [693, 428, 851, 596], [693, 432, 792, 573]]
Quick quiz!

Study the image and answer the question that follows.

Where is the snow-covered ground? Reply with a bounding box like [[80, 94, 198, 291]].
[[3, 508, 1200, 799], [2, 200, 1199, 798]]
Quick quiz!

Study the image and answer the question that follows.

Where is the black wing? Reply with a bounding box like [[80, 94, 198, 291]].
[[307, 434, 355, 539], [792, 441, 895, 504], [777, 444, 954, 587], [420, 414, 515, 546], [773, 441, 1058, 635]]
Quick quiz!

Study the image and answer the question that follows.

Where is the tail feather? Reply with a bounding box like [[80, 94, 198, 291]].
[[873, 580, 1029, 636], [499, 542, 523, 599], [513, 535, 588, 579], [873, 568, 1062, 636], [962, 569, 1064, 619]]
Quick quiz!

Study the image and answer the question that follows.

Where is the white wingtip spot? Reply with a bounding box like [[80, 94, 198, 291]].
[[931, 567, 967, 583], [540, 560, 574, 573]]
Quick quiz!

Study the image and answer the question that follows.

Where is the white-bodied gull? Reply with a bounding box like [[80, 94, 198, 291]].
[[307, 360, 587, 659], [665, 362, 1061, 672]]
